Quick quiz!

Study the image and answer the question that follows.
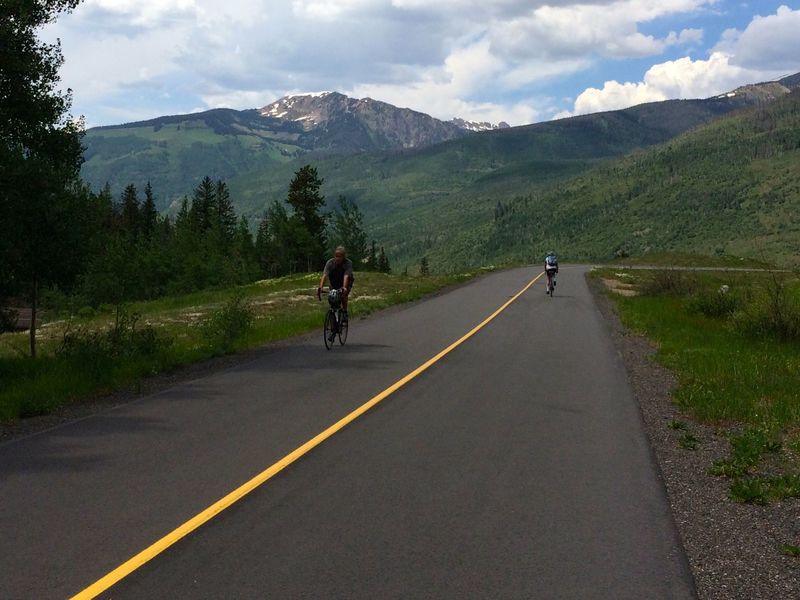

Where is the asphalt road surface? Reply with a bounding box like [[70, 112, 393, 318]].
[[0, 266, 696, 599]]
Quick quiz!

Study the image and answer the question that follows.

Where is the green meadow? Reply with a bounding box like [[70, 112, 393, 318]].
[[0, 271, 476, 422], [596, 263, 800, 505]]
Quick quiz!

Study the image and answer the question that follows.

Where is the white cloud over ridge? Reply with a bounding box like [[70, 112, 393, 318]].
[[564, 5, 800, 117], [718, 5, 800, 71], [43, 1, 800, 127]]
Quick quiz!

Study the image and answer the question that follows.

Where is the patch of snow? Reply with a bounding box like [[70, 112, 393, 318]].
[[287, 91, 331, 99]]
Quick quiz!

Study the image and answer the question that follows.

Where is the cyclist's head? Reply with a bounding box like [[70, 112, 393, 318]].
[[334, 246, 346, 264], [547, 250, 555, 257]]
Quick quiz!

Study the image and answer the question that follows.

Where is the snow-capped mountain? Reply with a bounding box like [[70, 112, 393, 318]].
[[449, 118, 511, 132], [257, 92, 470, 151]]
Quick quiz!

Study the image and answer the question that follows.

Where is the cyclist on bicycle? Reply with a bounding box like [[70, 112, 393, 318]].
[[317, 246, 354, 320], [544, 250, 558, 294]]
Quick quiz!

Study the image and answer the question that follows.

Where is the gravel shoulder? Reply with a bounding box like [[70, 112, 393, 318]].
[[588, 276, 800, 600]]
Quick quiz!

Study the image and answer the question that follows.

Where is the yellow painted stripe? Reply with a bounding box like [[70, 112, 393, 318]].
[[71, 271, 543, 600]]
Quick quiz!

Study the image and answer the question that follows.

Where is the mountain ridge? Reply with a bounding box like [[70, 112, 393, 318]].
[[80, 73, 800, 229]]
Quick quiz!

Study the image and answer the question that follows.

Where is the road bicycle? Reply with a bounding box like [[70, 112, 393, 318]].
[[546, 269, 557, 296], [320, 287, 348, 349]]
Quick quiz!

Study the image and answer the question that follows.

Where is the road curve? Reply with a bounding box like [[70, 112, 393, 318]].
[[0, 266, 695, 599]]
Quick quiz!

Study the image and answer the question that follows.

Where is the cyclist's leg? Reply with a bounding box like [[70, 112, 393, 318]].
[[342, 283, 353, 316]]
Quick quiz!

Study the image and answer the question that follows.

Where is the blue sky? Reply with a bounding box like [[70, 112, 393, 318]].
[[43, 1, 800, 127]]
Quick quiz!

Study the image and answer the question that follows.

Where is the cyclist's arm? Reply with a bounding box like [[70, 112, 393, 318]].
[[317, 273, 327, 299], [318, 260, 333, 296], [342, 262, 354, 293]]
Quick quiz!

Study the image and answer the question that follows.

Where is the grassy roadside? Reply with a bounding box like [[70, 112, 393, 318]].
[[0, 270, 479, 422], [603, 252, 777, 269], [592, 264, 800, 506]]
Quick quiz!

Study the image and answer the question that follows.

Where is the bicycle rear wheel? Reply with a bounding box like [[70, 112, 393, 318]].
[[324, 310, 336, 350], [338, 311, 348, 345]]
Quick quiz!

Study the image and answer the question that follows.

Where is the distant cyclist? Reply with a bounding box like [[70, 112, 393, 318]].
[[544, 251, 558, 295], [317, 246, 354, 320]]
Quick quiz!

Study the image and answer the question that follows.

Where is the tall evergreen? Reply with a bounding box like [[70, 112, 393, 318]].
[[330, 196, 368, 268], [366, 240, 378, 271], [256, 200, 308, 276], [1, 0, 86, 357], [190, 176, 216, 233], [377, 246, 390, 273], [233, 216, 259, 282], [214, 179, 237, 248], [419, 256, 430, 276], [255, 213, 273, 276], [286, 165, 326, 268], [120, 184, 140, 237], [140, 181, 158, 240], [175, 196, 190, 232]]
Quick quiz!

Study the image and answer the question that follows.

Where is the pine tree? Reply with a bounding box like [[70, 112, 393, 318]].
[[257, 201, 297, 277], [233, 216, 259, 282], [255, 213, 274, 277], [419, 256, 430, 276], [140, 181, 158, 240], [120, 184, 140, 237], [175, 197, 190, 232], [190, 176, 216, 233], [0, 0, 86, 357], [377, 246, 390, 273], [366, 240, 378, 271], [214, 180, 237, 248], [286, 165, 326, 269], [330, 196, 368, 268]]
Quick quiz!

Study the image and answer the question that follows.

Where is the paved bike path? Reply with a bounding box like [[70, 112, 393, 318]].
[[0, 266, 695, 598]]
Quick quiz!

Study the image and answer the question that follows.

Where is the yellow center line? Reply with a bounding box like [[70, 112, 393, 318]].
[[71, 271, 544, 599]]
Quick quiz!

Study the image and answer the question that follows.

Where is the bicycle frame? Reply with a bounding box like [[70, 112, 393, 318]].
[[321, 287, 348, 348]]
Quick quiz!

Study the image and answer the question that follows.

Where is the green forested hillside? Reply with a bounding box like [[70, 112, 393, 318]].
[[81, 93, 757, 219], [227, 99, 760, 265], [475, 90, 800, 268], [80, 82, 800, 270], [82, 109, 302, 210]]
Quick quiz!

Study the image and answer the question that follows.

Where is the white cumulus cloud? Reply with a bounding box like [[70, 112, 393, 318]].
[[716, 5, 800, 71], [563, 5, 800, 117], [42, 0, 795, 127]]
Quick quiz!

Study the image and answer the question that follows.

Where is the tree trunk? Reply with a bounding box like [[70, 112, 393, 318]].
[[29, 275, 37, 359]]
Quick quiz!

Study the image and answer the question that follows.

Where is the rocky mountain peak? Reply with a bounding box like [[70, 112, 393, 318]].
[[257, 91, 470, 150], [450, 117, 511, 132], [714, 73, 800, 103]]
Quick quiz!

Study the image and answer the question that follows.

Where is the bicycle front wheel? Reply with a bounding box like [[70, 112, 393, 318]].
[[324, 310, 335, 350], [338, 312, 348, 346]]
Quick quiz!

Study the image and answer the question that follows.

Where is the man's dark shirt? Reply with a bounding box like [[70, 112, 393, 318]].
[[323, 258, 354, 289]]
